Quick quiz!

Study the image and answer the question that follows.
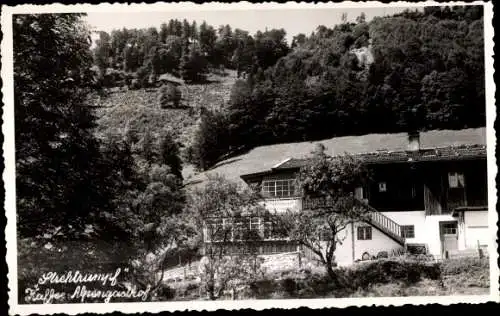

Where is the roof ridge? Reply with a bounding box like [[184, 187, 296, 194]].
[[272, 157, 292, 169]]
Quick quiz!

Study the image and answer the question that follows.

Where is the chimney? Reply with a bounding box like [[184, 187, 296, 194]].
[[408, 131, 420, 151]]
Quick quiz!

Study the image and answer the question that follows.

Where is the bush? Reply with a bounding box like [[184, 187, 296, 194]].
[[280, 278, 298, 296], [376, 251, 389, 259], [440, 257, 489, 275], [432, 257, 489, 290], [159, 83, 182, 108], [155, 284, 176, 301], [339, 258, 441, 290], [249, 279, 278, 299]]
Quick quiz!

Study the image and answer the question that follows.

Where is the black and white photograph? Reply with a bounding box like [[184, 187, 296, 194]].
[[1, 1, 497, 314]]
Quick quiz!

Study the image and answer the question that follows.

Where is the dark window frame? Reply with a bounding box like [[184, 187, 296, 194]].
[[357, 226, 372, 240], [401, 225, 415, 238]]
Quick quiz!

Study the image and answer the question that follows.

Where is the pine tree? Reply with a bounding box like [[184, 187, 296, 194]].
[[159, 132, 183, 180], [14, 14, 122, 237], [179, 45, 208, 83]]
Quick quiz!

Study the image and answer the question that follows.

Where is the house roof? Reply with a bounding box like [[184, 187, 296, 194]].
[[183, 127, 487, 188], [274, 144, 487, 170], [158, 73, 184, 85]]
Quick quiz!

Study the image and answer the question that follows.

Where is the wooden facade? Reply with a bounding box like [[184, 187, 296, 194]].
[[354, 159, 488, 215]]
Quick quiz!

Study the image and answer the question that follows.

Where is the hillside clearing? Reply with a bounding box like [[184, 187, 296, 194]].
[[93, 70, 238, 170]]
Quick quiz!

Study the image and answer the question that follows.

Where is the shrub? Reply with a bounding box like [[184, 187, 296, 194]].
[[339, 258, 441, 290], [377, 251, 389, 259], [280, 278, 298, 296], [249, 278, 278, 299], [155, 284, 176, 301], [159, 83, 182, 108], [440, 257, 489, 275]]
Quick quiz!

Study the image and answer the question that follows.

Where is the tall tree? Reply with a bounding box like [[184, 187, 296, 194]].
[[281, 148, 370, 284], [94, 31, 112, 77], [189, 175, 265, 300], [179, 44, 208, 83], [199, 21, 217, 58], [189, 109, 228, 171], [159, 22, 168, 43], [159, 131, 183, 180], [14, 14, 116, 237]]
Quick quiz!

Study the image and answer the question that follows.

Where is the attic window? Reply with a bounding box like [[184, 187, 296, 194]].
[[448, 172, 465, 188], [378, 182, 387, 192]]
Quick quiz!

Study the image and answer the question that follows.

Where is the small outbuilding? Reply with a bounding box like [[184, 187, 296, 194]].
[[158, 73, 184, 86]]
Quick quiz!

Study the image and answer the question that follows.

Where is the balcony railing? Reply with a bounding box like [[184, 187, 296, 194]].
[[302, 196, 405, 245], [203, 216, 289, 243]]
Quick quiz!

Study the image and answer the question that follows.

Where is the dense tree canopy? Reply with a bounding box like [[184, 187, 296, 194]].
[[15, 13, 188, 264], [92, 18, 292, 86], [14, 14, 119, 238], [189, 6, 486, 170]]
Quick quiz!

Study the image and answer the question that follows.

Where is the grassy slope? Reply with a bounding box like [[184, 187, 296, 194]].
[[94, 70, 237, 172]]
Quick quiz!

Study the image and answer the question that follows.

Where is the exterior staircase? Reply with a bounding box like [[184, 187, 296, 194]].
[[362, 202, 405, 245], [302, 196, 406, 246]]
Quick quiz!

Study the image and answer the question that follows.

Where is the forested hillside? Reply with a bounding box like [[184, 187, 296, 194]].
[[189, 6, 485, 170], [90, 6, 484, 172]]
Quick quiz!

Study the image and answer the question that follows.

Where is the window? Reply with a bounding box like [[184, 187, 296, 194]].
[[378, 182, 387, 192], [448, 172, 465, 188], [355, 186, 368, 200], [233, 218, 246, 241], [262, 179, 296, 198], [263, 221, 274, 239], [442, 222, 458, 235], [357, 226, 372, 240], [250, 217, 260, 232], [401, 225, 415, 238]]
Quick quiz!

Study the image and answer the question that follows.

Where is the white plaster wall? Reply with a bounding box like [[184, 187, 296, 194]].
[[458, 213, 466, 250], [334, 224, 354, 266], [381, 211, 426, 243], [352, 222, 403, 262], [260, 198, 301, 214], [423, 214, 457, 257], [464, 211, 489, 248], [325, 222, 404, 267]]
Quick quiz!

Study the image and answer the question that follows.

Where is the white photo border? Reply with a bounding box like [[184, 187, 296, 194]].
[[2, 1, 498, 315]]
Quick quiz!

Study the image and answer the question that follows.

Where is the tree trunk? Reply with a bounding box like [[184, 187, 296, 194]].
[[325, 260, 339, 288], [207, 280, 216, 300], [325, 240, 340, 288]]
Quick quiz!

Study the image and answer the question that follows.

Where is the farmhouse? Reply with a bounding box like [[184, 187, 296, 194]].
[[200, 128, 489, 265]]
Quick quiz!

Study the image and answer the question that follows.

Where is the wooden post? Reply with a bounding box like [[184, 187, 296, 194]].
[[351, 222, 355, 263], [478, 240, 484, 259], [298, 247, 302, 268]]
